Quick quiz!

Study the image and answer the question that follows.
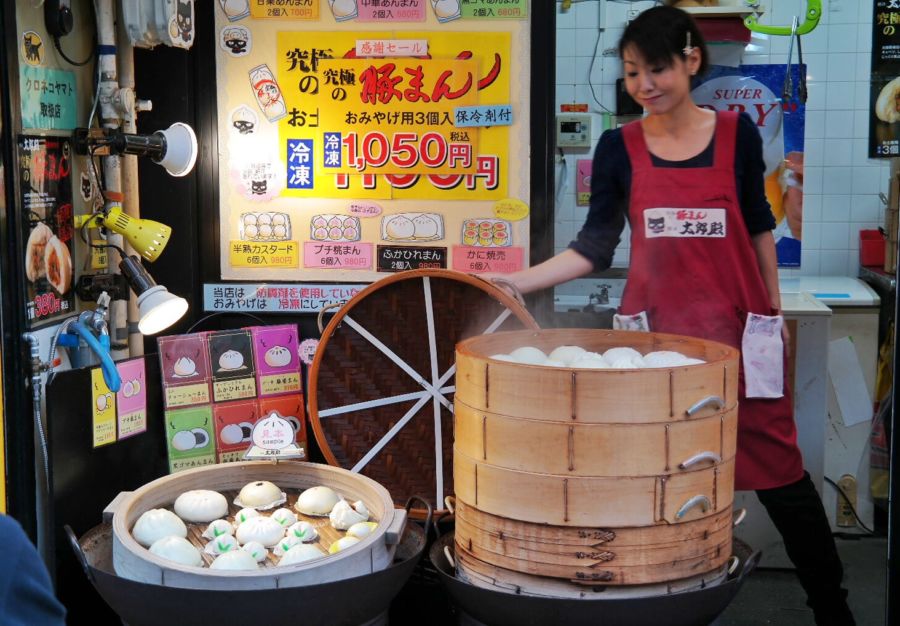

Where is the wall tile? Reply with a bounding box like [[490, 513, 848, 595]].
[[556, 56, 576, 87], [799, 249, 821, 275], [802, 221, 822, 248], [557, 32, 576, 58], [821, 222, 848, 249], [822, 165, 853, 193], [856, 23, 872, 53], [803, 193, 823, 221], [824, 138, 855, 166], [824, 52, 851, 82], [827, 0, 859, 25], [805, 110, 825, 138], [825, 110, 855, 139], [850, 195, 882, 222], [854, 82, 870, 111], [575, 28, 600, 57], [557, 6, 577, 29], [804, 165, 824, 194], [822, 194, 851, 221], [826, 23, 858, 53], [820, 249, 851, 275], [825, 81, 855, 110], [851, 166, 885, 195]]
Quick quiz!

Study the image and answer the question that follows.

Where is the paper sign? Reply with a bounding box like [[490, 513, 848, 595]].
[[91, 368, 116, 448], [20, 67, 77, 130], [252, 324, 303, 397], [460, 0, 527, 18], [204, 282, 367, 313], [454, 105, 513, 127], [165, 406, 217, 473], [576, 159, 592, 206], [91, 240, 109, 269], [493, 198, 529, 221], [299, 338, 319, 365], [355, 39, 429, 56], [827, 337, 874, 427], [561, 103, 589, 113], [116, 358, 147, 439], [230, 240, 299, 268], [357, 0, 426, 21], [452, 245, 524, 273], [213, 400, 259, 463], [209, 329, 257, 402], [244, 411, 305, 460], [158, 334, 211, 408], [259, 394, 307, 458], [165, 383, 211, 408], [303, 242, 373, 269], [251, 1, 318, 19]]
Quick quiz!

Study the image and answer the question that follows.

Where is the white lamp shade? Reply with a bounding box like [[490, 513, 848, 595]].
[[156, 122, 198, 177], [137, 285, 188, 334]]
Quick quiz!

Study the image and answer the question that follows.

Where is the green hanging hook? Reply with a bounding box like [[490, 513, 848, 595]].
[[743, 0, 821, 36]]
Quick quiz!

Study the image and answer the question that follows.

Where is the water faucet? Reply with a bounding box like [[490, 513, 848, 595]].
[[590, 284, 611, 305], [59, 291, 122, 392]]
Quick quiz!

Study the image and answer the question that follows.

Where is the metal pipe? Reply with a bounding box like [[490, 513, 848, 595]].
[[93, 0, 129, 360], [22, 333, 51, 495], [116, 13, 144, 356]]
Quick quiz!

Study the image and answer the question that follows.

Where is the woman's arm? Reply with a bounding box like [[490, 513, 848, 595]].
[[496, 249, 595, 295]]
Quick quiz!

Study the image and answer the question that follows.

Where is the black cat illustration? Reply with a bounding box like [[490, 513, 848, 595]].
[[647, 216, 665, 234], [23, 33, 42, 63], [176, 0, 193, 43], [251, 180, 267, 195]]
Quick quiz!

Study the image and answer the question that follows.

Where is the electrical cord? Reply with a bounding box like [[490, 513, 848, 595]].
[[588, 27, 613, 114], [52, 34, 94, 66], [823, 475, 876, 535], [185, 311, 268, 334]]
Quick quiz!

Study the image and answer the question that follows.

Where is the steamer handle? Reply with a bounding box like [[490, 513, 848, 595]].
[[63, 525, 95, 584], [733, 508, 747, 527], [405, 495, 434, 541], [478, 275, 526, 307], [685, 396, 724, 416], [735, 550, 763, 583], [678, 451, 722, 470], [316, 302, 344, 334], [675, 495, 711, 520]]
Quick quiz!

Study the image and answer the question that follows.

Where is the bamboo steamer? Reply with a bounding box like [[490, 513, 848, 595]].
[[454, 401, 737, 477], [454, 329, 739, 423], [452, 328, 739, 588], [109, 461, 406, 591], [454, 501, 731, 585], [454, 547, 729, 600], [454, 449, 734, 526]]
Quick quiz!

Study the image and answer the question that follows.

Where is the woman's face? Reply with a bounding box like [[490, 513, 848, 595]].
[[622, 45, 699, 116]]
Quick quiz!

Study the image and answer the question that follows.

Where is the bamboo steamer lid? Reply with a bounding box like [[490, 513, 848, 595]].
[[307, 269, 538, 518]]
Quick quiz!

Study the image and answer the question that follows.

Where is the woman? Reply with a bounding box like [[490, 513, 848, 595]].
[[499, 7, 853, 625]]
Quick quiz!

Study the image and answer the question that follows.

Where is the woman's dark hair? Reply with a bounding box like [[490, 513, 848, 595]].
[[618, 6, 709, 75]]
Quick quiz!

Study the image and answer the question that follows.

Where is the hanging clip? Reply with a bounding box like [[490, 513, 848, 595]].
[[744, 0, 821, 36]]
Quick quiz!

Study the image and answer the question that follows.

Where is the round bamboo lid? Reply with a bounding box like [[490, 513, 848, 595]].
[[307, 269, 538, 517]]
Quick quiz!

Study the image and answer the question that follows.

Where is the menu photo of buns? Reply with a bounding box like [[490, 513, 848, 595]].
[[25, 221, 72, 295]]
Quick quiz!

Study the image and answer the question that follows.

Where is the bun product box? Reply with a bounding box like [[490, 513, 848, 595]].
[[159, 324, 306, 472]]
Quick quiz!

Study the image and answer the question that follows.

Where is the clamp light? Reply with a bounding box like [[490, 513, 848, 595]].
[[74, 122, 199, 177], [119, 255, 188, 335], [75, 206, 171, 262]]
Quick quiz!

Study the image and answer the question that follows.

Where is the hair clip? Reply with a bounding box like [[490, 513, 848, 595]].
[[683, 31, 694, 56]]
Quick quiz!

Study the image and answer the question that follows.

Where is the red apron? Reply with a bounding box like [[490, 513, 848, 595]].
[[620, 111, 804, 491]]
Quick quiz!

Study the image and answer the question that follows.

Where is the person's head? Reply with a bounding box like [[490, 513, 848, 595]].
[[618, 6, 708, 115]]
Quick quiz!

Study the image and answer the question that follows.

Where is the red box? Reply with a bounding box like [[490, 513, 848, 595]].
[[859, 229, 886, 267]]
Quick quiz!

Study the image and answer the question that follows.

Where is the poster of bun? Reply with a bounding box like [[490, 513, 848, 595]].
[[19, 135, 75, 328], [870, 0, 900, 157]]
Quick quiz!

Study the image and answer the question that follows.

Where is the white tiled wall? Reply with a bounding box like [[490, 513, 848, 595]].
[[553, 0, 892, 298]]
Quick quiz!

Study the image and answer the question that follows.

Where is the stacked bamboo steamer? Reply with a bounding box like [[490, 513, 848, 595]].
[[453, 328, 739, 595]]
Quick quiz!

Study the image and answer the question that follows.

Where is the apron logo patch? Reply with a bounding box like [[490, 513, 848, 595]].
[[643, 208, 727, 238]]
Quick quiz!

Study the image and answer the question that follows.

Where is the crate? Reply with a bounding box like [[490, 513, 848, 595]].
[[859, 229, 886, 267]]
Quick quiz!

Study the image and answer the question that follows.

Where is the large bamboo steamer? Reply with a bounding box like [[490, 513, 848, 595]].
[[452, 328, 739, 588], [109, 461, 406, 591], [453, 545, 730, 599], [454, 401, 737, 477], [454, 449, 734, 527], [454, 501, 732, 582], [454, 329, 739, 423]]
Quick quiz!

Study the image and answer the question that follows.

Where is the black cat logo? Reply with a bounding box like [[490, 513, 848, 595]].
[[176, 0, 193, 43], [23, 32, 42, 64], [80, 172, 92, 202], [251, 180, 267, 195], [647, 216, 665, 234], [223, 27, 249, 55]]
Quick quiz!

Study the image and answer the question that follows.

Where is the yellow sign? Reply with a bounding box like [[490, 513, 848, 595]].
[[230, 240, 299, 268], [250, 0, 319, 19], [260, 372, 302, 396], [92, 368, 117, 448], [493, 198, 529, 221], [275, 30, 511, 200], [165, 383, 210, 408], [213, 378, 257, 402]]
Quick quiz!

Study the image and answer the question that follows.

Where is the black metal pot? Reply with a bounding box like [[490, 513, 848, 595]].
[[429, 532, 760, 626], [66, 501, 430, 626]]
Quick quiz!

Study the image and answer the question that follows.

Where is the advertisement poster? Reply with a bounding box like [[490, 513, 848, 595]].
[[870, 0, 900, 157], [214, 4, 530, 282], [692, 65, 806, 268], [19, 135, 75, 327]]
